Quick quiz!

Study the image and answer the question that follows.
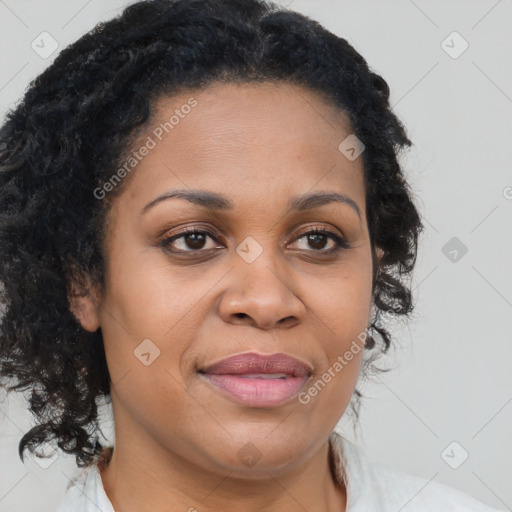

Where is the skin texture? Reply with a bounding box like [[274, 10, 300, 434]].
[[71, 81, 374, 512]]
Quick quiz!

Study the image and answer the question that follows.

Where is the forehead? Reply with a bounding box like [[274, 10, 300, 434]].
[[152, 81, 354, 156], [119, 81, 365, 217]]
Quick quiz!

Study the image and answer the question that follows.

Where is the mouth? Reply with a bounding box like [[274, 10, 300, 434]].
[[197, 352, 312, 407]]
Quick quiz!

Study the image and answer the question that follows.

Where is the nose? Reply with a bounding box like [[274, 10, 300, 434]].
[[218, 253, 306, 330]]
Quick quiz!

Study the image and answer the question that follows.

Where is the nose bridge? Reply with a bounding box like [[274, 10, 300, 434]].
[[218, 233, 305, 329], [241, 254, 287, 299]]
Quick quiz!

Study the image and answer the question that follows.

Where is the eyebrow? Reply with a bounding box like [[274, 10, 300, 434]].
[[140, 189, 361, 219]]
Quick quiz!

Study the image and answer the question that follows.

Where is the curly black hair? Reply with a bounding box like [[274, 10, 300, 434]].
[[0, 0, 423, 468]]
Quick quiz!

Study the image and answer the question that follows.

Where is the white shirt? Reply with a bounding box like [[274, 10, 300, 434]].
[[57, 431, 505, 511]]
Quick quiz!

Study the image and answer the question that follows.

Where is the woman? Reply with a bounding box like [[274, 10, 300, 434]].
[[0, 0, 504, 510]]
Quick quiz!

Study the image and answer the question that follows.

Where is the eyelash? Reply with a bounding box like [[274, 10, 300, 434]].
[[159, 225, 351, 256]]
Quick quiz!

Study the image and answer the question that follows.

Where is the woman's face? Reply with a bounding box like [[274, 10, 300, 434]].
[[80, 81, 374, 476]]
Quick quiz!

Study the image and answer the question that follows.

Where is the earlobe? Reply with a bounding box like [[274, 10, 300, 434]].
[[68, 280, 101, 333]]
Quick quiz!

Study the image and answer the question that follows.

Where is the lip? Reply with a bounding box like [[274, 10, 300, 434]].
[[198, 352, 313, 407]]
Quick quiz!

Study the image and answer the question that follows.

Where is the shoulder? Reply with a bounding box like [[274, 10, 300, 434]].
[[57, 463, 114, 512], [329, 432, 505, 512], [358, 458, 502, 511]]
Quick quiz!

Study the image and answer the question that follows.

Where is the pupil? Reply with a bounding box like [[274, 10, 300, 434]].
[[187, 233, 205, 249], [309, 233, 326, 249]]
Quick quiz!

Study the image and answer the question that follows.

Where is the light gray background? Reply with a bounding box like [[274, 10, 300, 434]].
[[0, 0, 511, 510]]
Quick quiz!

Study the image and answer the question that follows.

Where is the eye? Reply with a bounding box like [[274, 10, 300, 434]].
[[161, 228, 222, 253], [289, 227, 350, 254], [160, 225, 350, 255]]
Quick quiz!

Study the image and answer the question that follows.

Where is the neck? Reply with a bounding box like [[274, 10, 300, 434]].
[[99, 430, 346, 512]]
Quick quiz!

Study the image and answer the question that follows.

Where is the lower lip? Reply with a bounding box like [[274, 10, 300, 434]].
[[199, 373, 310, 407]]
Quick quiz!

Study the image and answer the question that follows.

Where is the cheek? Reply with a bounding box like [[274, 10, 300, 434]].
[[296, 279, 368, 420], [297, 256, 372, 404], [98, 264, 209, 429], [99, 247, 217, 392], [102, 240, 209, 334], [306, 257, 373, 344]]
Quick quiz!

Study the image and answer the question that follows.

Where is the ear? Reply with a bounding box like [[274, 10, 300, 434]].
[[68, 276, 101, 333], [369, 246, 385, 318], [371, 246, 385, 284], [374, 246, 385, 266]]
